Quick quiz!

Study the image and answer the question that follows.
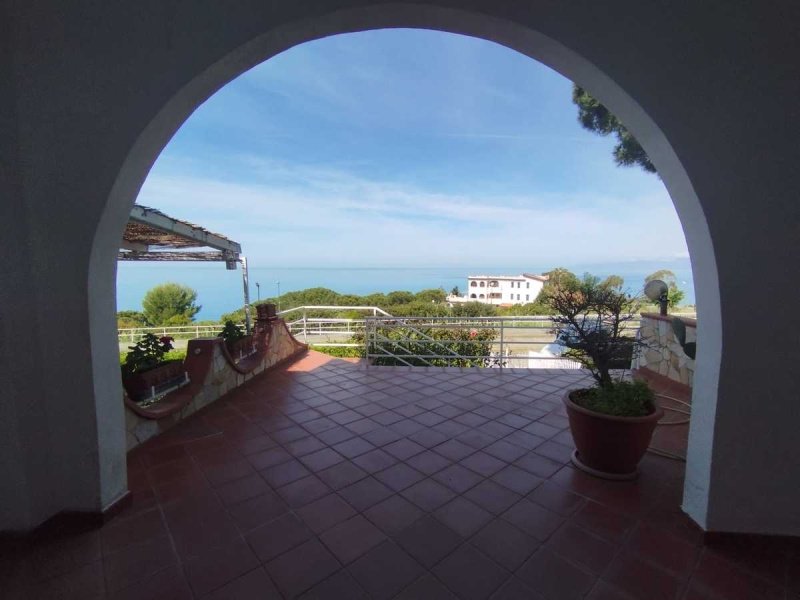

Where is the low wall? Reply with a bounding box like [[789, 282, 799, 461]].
[[124, 317, 307, 450], [633, 312, 696, 388]]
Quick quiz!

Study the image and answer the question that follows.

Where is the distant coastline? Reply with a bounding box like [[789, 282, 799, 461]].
[[117, 259, 695, 321]]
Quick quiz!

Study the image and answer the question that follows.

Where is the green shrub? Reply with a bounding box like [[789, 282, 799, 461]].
[[121, 333, 177, 375], [571, 380, 655, 417], [120, 347, 186, 366], [218, 320, 246, 343], [365, 326, 497, 367]]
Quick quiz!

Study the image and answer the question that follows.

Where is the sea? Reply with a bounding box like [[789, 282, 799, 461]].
[[117, 258, 695, 321]]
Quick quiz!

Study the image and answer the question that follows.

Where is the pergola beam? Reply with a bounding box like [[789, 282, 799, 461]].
[[120, 239, 149, 252], [128, 205, 241, 254], [117, 251, 234, 262]]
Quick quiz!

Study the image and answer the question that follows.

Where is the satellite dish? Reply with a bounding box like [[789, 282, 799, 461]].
[[644, 279, 670, 315], [644, 279, 668, 302]]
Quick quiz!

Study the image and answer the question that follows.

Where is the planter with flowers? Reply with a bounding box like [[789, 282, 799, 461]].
[[545, 275, 662, 480], [218, 320, 256, 362], [121, 333, 187, 404]]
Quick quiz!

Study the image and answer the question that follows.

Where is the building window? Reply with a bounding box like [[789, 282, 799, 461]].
[[470, 281, 477, 287], [517, 294, 520, 300], [479, 294, 485, 299], [526, 282, 530, 289], [470, 293, 477, 299], [526, 294, 529, 301], [479, 281, 485, 287]]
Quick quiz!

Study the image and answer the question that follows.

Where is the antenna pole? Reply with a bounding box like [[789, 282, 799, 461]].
[[241, 256, 251, 334]]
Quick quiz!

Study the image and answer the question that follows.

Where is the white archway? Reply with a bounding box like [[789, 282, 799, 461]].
[[90, 4, 721, 529]]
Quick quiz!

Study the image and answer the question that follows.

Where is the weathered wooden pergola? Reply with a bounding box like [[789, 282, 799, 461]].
[[118, 205, 252, 332]]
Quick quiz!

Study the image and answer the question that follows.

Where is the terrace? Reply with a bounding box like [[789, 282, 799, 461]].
[[3, 350, 796, 599]]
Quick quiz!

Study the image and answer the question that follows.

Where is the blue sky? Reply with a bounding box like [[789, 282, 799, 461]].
[[137, 29, 688, 268]]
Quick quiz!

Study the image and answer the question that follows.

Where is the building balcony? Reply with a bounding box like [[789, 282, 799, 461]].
[[3, 351, 795, 599]]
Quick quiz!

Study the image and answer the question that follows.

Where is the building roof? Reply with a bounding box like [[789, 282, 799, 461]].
[[468, 273, 549, 281], [522, 272, 549, 282]]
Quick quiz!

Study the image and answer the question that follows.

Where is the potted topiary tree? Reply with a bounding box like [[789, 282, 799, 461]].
[[121, 333, 186, 403], [545, 275, 662, 480], [218, 320, 255, 361]]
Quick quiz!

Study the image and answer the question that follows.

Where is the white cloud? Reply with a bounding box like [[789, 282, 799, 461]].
[[137, 157, 688, 267]]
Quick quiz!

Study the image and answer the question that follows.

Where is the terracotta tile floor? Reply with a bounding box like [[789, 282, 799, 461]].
[[4, 351, 799, 599]]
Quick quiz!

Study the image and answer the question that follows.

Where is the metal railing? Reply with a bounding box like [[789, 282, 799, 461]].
[[364, 316, 641, 369], [119, 306, 678, 366], [279, 306, 391, 347]]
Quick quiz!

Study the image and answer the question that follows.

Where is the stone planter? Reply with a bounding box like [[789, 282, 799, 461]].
[[123, 360, 186, 402], [226, 335, 256, 361], [564, 390, 663, 480]]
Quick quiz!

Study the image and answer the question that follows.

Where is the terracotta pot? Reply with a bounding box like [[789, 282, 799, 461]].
[[563, 390, 663, 479], [227, 335, 255, 360], [123, 360, 186, 402]]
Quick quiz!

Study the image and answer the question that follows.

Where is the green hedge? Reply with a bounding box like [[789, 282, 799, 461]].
[[364, 327, 498, 367]]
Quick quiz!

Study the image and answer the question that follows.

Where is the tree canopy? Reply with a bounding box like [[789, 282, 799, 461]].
[[572, 84, 656, 174], [117, 310, 148, 329], [543, 267, 580, 290], [600, 275, 625, 290], [415, 288, 447, 304], [386, 290, 415, 305], [141, 283, 201, 325]]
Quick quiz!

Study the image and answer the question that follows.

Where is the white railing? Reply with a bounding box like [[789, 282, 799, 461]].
[[116, 306, 390, 345], [278, 306, 391, 346], [118, 324, 223, 343], [364, 315, 641, 369], [278, 305, 393, 317]]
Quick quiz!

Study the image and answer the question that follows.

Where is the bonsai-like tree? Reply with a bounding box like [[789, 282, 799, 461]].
[[545, 274, 643, 390]]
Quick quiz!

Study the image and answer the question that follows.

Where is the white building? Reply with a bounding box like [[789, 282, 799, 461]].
[[451, 273, 548, 305]]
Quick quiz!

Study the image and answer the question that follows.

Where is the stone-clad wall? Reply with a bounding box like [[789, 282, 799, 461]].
[[124, 317, 306, 450], [633, 313, 696, 388]]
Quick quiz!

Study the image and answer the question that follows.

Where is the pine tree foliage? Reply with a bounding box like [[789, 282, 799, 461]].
[[572, 84, 656, 174]]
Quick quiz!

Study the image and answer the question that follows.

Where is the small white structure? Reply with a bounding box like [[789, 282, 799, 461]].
[[525, 344, 583, 369], [450, 273, 548, 305]]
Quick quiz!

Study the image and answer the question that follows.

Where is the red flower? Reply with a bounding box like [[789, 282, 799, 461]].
[[469, 329, 478, 338]]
